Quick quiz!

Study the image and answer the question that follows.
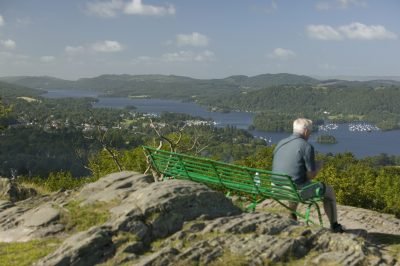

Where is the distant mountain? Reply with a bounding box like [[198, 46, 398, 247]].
[[0, 73, 323, 100], [1, 73, 320, 91], [0, 81, 44, 98], [318, 79, 400, 88], [235, 73, 320, 88], [312, 75, 400, 82], [3, 73, 398, 102], [0, 76, 73, 90]]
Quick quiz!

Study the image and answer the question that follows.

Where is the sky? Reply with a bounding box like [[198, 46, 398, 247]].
[[0, 0, 399, 80]]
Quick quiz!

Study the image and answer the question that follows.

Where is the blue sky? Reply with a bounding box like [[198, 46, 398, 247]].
[[0, 0, 399, 80]]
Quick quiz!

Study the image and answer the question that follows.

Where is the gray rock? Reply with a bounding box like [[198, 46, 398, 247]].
[[202, 212, 296, 235], [22, 204, 60, 227], [123, 240, 145, 254], [133, 247, 180, 266], [0, 200, 14, 211], [128, 179, 241, 239], [0, 203, 63, 242], [36, 226, 115, 266], [137, 209, 398, 266], [77, 171, 154, 205]]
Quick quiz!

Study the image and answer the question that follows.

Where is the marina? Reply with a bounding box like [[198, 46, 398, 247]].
[[348, 123, 380, 132], [318, 123, 380, 132]]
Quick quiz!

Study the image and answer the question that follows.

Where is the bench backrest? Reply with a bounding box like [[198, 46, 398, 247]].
[[143, 146, 302, 202]]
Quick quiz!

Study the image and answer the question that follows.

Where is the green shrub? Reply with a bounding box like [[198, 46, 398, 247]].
[[45, 172, 97, 191], [18, 171, 98, 193], [89, 147, 147, 179]]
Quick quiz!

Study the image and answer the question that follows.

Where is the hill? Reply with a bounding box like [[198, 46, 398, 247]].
[[0, 73, 322, 99], [226, 73, 320, 88], [0, 81, 44, 98], [0, 76, 73, 90], [0, 171, 399, 265]]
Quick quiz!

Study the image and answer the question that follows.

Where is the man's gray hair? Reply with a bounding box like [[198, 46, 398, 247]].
[[293, 118, 313, 134]]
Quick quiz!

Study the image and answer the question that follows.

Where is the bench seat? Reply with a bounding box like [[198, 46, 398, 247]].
[[143, 145, 324, 226]]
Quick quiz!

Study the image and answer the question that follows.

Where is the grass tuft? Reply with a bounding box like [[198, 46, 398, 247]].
[[0, 238, 61, 266], [60, 200, 111, 232]]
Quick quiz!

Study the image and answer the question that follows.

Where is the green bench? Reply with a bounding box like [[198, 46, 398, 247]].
[[143, 145, 324, 226]]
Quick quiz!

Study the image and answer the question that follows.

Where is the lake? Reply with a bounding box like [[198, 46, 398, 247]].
[[43, 89, 400, 158]]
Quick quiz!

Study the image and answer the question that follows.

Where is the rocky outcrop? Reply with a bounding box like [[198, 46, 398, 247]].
[[35, 226, 115, 266], [77, 171, 154, 205], [0, 177, 37, 202], [0, 171, 399, 265], [0, 200, 64, 242], [109, 179, 241, 240]]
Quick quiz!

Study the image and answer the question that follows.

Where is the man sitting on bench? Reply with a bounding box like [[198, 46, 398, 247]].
[[272, 118, 344, 233]]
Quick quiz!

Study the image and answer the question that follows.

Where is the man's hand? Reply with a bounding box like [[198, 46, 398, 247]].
[[316, 161, 323, 172], [307, 161, 323, 180]]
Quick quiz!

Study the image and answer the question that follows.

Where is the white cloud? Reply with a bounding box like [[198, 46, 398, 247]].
[[40, 56, 55, 63], [162, 51, 194, 62], [339, 22, 397, 40], [307, 22, 397, 41], [162, 50, 215, 62], [193, 50, 215, 62], [176, 32, 209, 47], [1, 39, 16, 49], [268, 48, 296, 60], [315, 2, 332, 10], [124, 0, 175, 16], [0, 15, 4, 27], [65, 45, 85, 55], [338, 0, 366, 8], [307, 25, 343, 40], [269, 0, 278, 11], [92, 40, 123, 52], [316, 0, 366, 10], [131, 56, 157, 64], [86, 0, 175, 18], [0, 51, 30, 65], [16, 17, 32, 27], [319, 63, 337, 70], [86, 0, 123, 18], [251, 0, 278, 14]]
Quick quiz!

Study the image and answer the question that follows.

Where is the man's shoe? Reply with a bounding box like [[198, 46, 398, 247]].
[[331, 222, 345, 233]]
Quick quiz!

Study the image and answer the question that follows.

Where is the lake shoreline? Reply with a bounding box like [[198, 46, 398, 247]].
[[41, 89, 400, 158]]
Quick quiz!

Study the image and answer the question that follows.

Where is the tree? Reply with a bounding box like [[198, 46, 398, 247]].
[[0, 97, 11, 130]]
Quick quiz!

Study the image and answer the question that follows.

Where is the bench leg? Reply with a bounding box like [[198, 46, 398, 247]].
[[273, 199, 323, 226], [305, 205, 311, 226], [246, 202, 257, 212], [305, 203, 324, 227], [314, 203, 323, 227]]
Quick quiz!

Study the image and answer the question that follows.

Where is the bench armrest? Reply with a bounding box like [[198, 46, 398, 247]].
[[298, 181, 325, 200]]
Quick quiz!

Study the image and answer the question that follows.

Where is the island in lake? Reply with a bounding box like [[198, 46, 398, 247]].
[[316, 134, 337, 144]]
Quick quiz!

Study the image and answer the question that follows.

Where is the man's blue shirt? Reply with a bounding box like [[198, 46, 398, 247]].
[[272, 133, 316, 185]]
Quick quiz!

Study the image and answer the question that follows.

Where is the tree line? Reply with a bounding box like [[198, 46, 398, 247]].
[[206, 84, 400, 131]]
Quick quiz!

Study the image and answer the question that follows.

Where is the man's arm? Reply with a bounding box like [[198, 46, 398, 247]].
[[306, 161, 322, 180], [304, 144, 322, 180]]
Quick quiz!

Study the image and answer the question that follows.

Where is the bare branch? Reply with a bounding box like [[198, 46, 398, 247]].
[[84, 109, 124, 172]]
